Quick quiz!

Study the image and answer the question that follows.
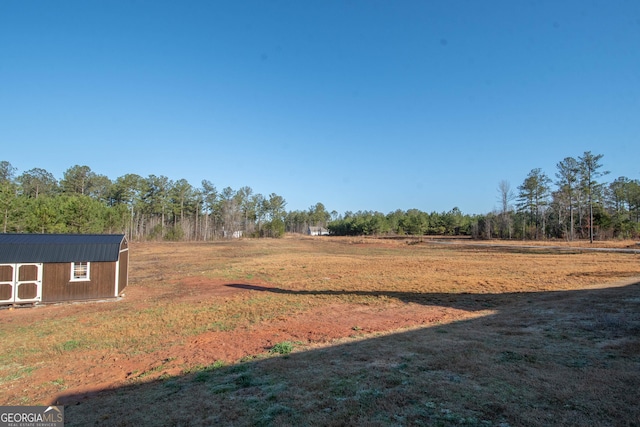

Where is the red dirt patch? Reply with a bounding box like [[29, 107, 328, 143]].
[[53, 297, 481, 404], [3, 238, 639, 417]]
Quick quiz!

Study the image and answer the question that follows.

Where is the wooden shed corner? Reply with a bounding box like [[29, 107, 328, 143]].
[[0, 233, 128, 305]]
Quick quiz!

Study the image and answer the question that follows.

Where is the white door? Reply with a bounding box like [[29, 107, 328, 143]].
[[0, 263, 43, 304]]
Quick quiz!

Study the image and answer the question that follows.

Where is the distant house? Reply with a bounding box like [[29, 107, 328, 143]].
[[0, 234, 128, 305], [223, 230, 243, 239], [308, 226, 329, 236]]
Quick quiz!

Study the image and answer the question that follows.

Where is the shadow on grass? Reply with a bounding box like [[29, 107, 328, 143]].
[[224, 283, 523, 311], [57, 282, 640, 426]]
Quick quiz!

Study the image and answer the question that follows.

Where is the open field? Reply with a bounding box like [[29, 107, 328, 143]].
[[1, 236, 639, 426]]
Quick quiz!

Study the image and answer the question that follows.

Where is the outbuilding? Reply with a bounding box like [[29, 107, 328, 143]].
[[308, 226, 329, 236], [0, 234, 128, 305]]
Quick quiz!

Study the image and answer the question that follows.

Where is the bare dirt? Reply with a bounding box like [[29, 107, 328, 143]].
[[4, 277, 482, 404], [1, 236, 639, 426]]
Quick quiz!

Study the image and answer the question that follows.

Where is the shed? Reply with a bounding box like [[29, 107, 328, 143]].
[[308, 226, 329, 236], [0, 234, 128, 305]]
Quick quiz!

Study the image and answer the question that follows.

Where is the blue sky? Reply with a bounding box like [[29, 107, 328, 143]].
[[1, 1, 638, 215]]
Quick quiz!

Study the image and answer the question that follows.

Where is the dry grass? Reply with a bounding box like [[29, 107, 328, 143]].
[[1, 236, 639, 425]]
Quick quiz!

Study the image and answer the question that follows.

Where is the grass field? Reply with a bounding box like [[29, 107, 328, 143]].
[[1, 236, 639, 426]]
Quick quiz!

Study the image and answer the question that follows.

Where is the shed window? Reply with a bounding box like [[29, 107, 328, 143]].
[[71, 262, 90, 281]]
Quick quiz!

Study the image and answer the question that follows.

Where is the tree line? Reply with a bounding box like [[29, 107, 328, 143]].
[[328, 151, 639, 240], [494, 151, 640, 241], [0, 162, 288, 240], [1, 151, 638, 241]]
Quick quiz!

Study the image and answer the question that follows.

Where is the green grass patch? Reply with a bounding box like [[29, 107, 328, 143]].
[[186, 360, 227, 382], [0, 365, 36, 384], [269, 341, 295, 355], [57, 340, 82, 352]]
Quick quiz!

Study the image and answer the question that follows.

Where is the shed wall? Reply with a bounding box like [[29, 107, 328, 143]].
[[41, 261, 117, 302], [118, 250, 128, 295]]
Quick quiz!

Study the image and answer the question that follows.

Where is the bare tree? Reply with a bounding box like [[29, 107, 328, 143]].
[[497, 180, 515, 239], [578, 152, 609, 243], [200, 180, 218, 240], [220, 187, 241, 238], [555, 157, 579, 240]]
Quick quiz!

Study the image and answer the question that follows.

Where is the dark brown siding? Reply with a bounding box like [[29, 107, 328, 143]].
[[0, 284, 10, 300], [18, 264, 38, 281], [17, 283, 37, 299], [41, 261, 117, 302], [0, 265, 12, 281], [118, 249, 128, 295], [0, 265, 14, 301]]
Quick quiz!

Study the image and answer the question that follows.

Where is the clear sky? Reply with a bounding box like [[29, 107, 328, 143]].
[[1, 1, 638, 215]]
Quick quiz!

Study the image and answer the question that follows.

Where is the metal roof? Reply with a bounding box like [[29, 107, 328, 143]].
[[0, 234, 126, 263]]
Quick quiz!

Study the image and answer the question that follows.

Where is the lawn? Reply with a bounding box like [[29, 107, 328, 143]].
[[1, 236, 639, 426]]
